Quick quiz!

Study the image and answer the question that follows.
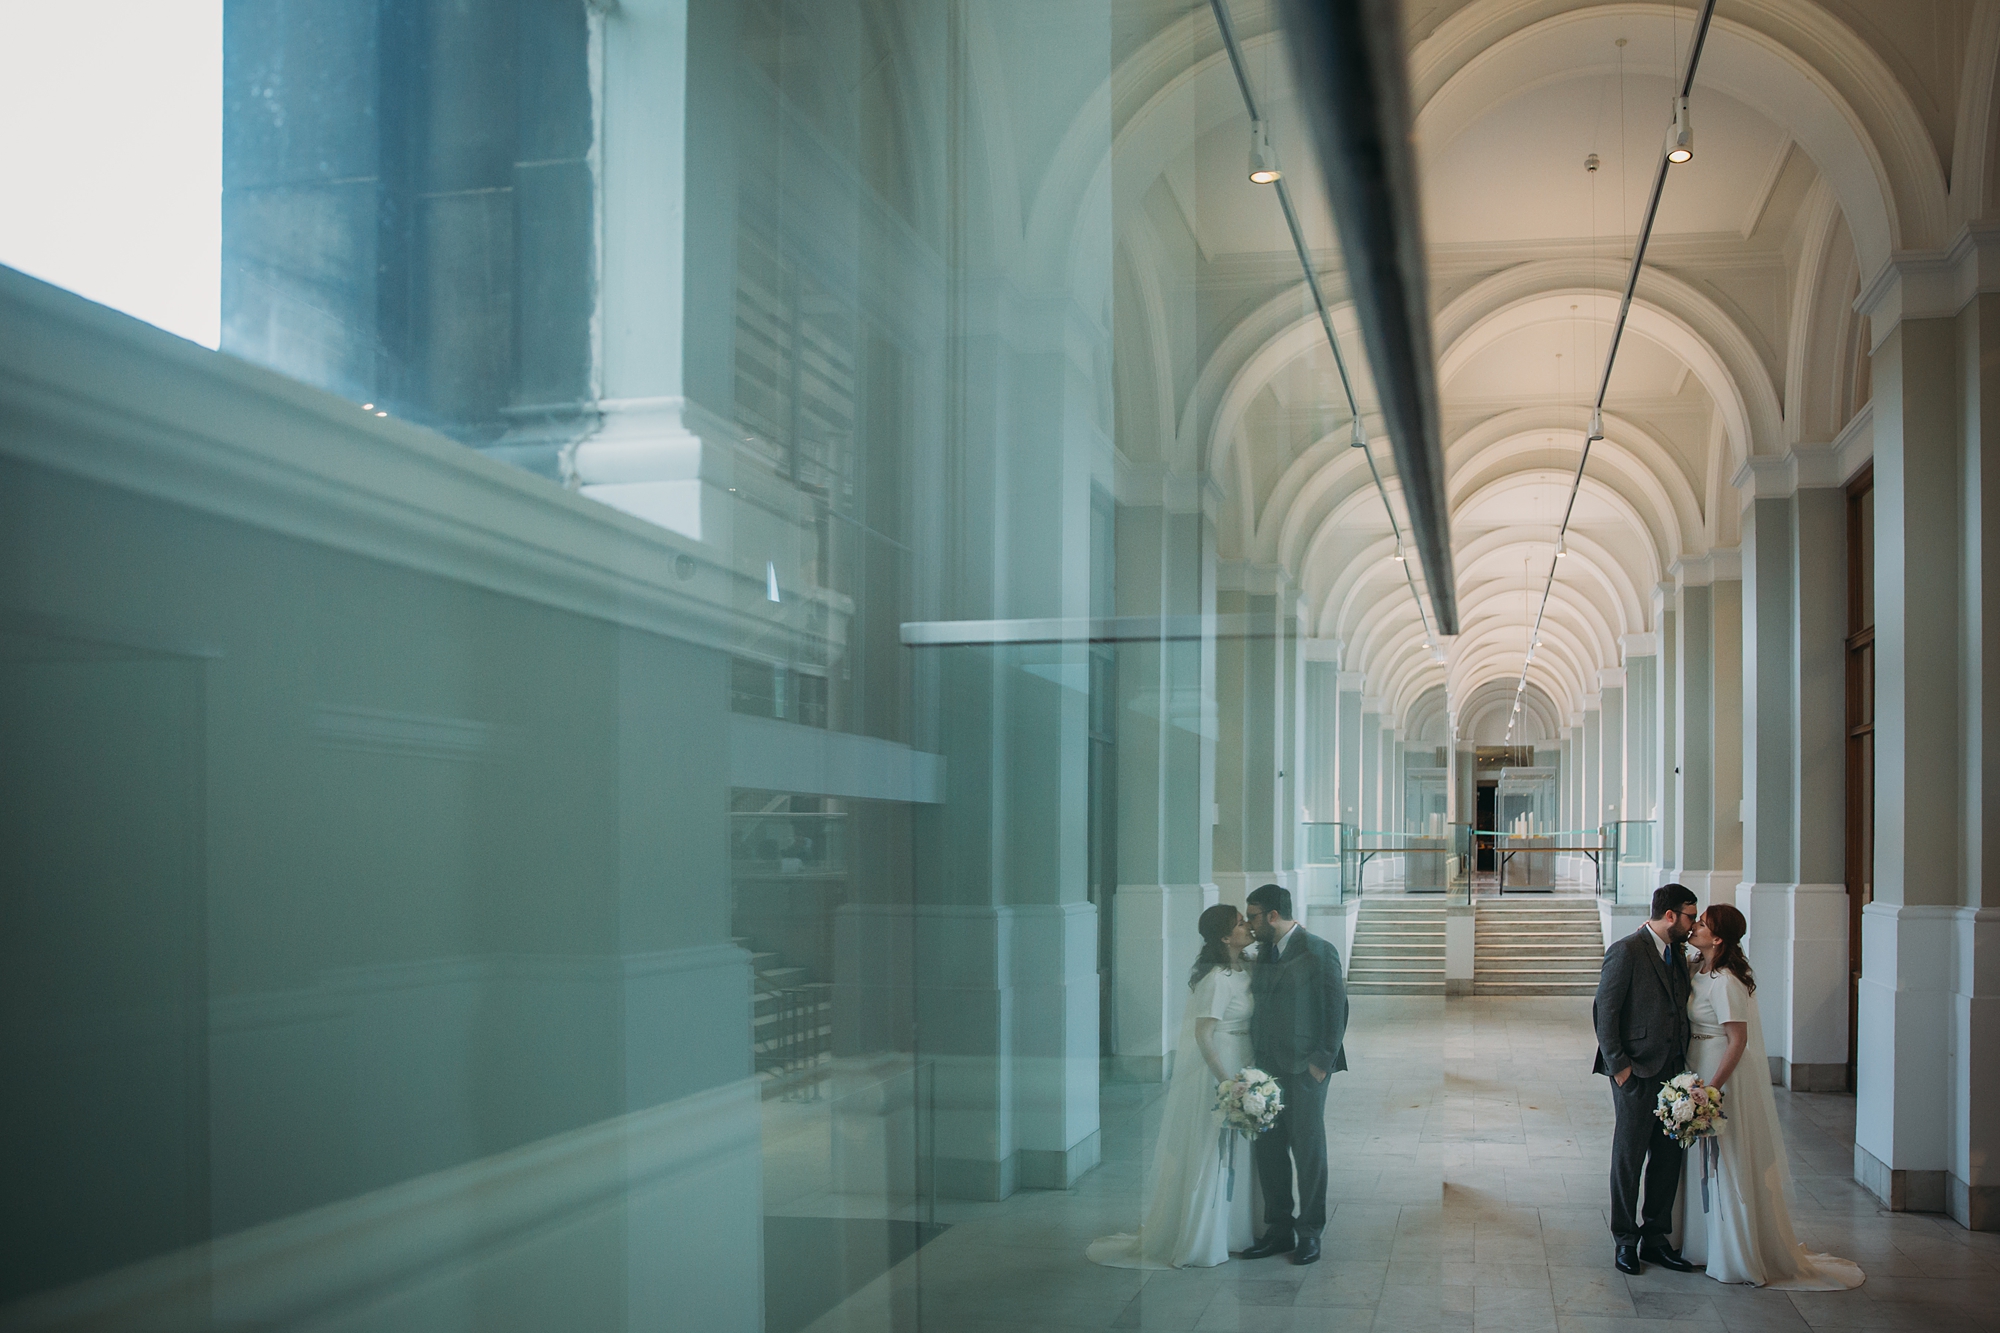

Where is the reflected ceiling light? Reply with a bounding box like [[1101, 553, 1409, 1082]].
[[1248, 119, 1281, 184], [1666, 97, 1693, 164]]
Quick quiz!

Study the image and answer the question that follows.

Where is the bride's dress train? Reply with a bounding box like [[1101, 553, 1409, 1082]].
[[1086, 965, 1255, 1268], [1676, 966, 1863, 1290]]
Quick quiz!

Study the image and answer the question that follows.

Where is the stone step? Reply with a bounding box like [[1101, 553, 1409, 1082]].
[[1472, 982, 1598, 995], [1480, 964, 1600, 976]]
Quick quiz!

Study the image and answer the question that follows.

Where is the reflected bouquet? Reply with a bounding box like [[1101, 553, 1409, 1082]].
[[1654, 1071, 1725, 1148], [1216, 1067, 1284, 1134]]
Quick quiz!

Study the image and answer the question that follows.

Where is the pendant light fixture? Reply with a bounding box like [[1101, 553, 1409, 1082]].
[[1666, 96, 1693, 163], [1248, 119, 1281, 184]]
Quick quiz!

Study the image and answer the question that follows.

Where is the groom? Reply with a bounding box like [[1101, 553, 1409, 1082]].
[[1593, 883, 1700, 1276], [1240, 884, 1347, 1267]]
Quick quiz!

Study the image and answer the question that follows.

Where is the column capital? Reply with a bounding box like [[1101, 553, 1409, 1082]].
[[1598, 667, 1627, 688], [1730, 446, 1847, 505], [1583, 694, 1603, 711], [1215, 560, 1291, 596], [1855, 222, 2000, 353], [1337, 671, 1367, 691], [1301, 636, 1342, 664], [1621, 633, 1659, 657], [1361, 696, 1386, 714], [1670, 547, 1742, 587]]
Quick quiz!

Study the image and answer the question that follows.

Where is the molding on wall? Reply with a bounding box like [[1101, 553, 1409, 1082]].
[[0, 1075, 764, 1330], [0, 267, 812, 663], [728, 713, 945, 805], [1855, 222, 2000, 352]]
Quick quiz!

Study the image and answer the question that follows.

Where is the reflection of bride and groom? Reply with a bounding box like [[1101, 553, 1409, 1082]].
[[1089, 878, 1871, 1294], [1087, 883, 1349, 1270]]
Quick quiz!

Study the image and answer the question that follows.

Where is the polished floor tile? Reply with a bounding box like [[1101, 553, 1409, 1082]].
[[794, 994, 1997, 1332]]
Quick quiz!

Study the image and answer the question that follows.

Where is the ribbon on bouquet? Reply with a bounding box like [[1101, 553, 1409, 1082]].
[[1700, 1135, 1718, 1213], [1216, 1126, 1236, 1201]]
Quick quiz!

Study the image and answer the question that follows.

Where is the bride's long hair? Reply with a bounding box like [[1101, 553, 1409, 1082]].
[[1700, 903, 1756, 993], [1188, 903, 1244, 989]]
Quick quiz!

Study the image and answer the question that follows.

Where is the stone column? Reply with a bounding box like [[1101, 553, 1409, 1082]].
[[1673, 573, 1715, 900], [1599, 671, 1626, 826], [1301, 647, 1342, 825], [1582, 701, 1601, 842], [1851, 258, 2000, 1225], [1337, 673, 1365, 827], [1212, 566, 1285, 907], [1109, 484, 1217, 1082], [1952, 285, 2000, 1228], [1739, 486, 1798, 1072], [1624, 640, 1656, 880], [1657, 586, 1680, 883], [571, 0, 746, 541], [1300, 642, 1344, 926], [1712, 557, 1747, 908], [1790, 480, 1852, 1091], [1359, 701, 1383, 837]]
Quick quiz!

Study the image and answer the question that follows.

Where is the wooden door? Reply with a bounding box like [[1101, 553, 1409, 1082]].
[[1845, 467, 1874, 1091]]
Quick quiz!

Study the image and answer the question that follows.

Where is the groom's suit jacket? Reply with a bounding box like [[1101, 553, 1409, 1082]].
[[1250, 926, 1349, 1075], [1592, 924, 1692, 1080]]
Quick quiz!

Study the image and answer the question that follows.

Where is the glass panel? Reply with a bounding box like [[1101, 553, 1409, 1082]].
[[1, 2, 1445, 1329]]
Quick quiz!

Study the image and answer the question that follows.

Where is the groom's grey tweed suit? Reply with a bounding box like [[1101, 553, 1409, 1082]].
[[1250, 926, 1348, 1242], [1593, 924, 1692, 1247]]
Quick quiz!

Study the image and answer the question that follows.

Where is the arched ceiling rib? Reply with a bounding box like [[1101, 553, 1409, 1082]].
[[1071, 0, 1958, 731]]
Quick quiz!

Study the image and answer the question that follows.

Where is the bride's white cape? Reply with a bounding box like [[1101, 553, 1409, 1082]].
[[1086, 965, 1255, 1269]]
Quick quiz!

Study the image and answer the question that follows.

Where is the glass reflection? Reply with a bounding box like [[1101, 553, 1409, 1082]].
[[0, 2, 1439, 1330]]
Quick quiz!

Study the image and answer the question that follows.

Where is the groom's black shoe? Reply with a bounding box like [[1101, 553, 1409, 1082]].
[[1614, 1243, 1643, 1275], [1639, 1241, 1695, 1272], [1291, 1235, 1322, 1265], [1240, 1232, 1295, 1260]]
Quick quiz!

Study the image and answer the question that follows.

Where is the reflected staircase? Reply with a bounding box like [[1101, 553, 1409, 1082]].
[[1473, 899, 1604, 995], [1345, 899, 1445, 995], [742, 938, 833, 1097]]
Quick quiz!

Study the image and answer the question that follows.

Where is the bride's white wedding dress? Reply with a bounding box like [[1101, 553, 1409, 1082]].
[[1086, 964, 1255, 1268], [1676, 964, 1864, 1290]]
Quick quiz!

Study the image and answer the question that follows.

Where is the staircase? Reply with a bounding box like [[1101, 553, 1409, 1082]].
[[743, 939, 833, 1096], [1474, 899, 1605, 995], [1345, 899, 1445, 995]]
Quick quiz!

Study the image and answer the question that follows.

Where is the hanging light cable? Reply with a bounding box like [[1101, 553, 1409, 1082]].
[[1506, 0, 1715, 712]]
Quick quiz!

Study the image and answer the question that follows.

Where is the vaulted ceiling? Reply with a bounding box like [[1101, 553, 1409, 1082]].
[[1099, 0, 1988, 742]]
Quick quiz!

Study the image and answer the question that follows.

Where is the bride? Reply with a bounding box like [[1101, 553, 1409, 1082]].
[[1676, 903, 1863, 1290], [1087, 903, 1256, 1268]]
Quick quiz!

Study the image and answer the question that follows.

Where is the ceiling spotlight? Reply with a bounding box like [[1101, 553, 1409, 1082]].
[[1350, 417, 1367, 449], [1667, 96, 1693, 164], [1392, 542, 1406, 563], [1248, 119, 1281, 184], [1556, 536, 1569, 559]]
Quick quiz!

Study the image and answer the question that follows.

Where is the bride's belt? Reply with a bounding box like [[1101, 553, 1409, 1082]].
[[1689, 1026, 1725, 1039]]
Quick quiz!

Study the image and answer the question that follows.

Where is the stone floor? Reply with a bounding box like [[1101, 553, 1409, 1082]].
[[797, 997, 2000, 1331]]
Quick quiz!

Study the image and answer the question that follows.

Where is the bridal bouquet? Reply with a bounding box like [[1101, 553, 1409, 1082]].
[[1656, 1071, 1726, 1211], [1654, 1071, 1725, 1148], [1216, 1067, 1284, 1135]]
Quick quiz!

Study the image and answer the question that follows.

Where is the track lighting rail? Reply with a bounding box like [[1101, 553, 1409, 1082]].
[[1507, 0, 1717, 738], [1209, 0, 1442, 648]]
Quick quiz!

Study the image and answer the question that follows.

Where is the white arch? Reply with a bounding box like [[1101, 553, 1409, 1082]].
[[1412, 0, 1949, 277]]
